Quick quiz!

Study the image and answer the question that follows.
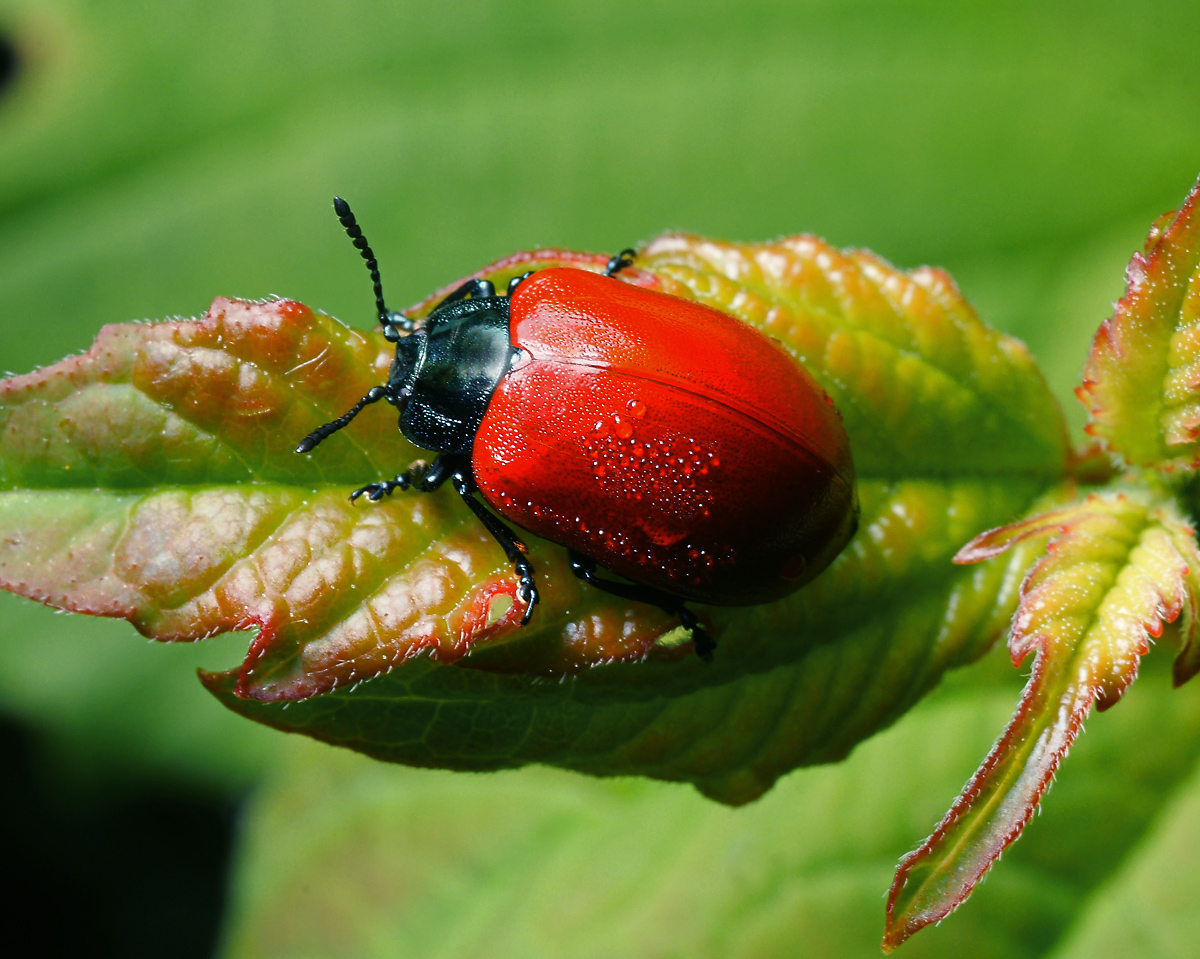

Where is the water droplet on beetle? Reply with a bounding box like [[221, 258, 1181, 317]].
[[627, 399, 646, 418]]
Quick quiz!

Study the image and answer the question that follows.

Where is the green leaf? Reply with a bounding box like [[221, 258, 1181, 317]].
[[885, 484, 1200, 950], [219, 648, 1200, 959], [0, 235, 1067, 803], [1078, 175, 1200, 467]]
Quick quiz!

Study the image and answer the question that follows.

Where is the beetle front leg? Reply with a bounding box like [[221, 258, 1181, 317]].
[[450, 468, 540, 624]]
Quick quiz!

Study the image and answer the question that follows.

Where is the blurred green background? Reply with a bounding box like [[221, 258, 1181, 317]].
[[2, 1, 1200, 956]]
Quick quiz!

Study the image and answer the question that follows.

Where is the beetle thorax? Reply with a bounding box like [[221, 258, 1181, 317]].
[[392, 297, 515, 457]]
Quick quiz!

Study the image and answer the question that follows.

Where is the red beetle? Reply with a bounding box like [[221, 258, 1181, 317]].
[[298, 199, 858, 658]]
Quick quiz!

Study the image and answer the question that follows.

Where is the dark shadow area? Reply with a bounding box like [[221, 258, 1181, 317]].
[[0, 33, 17, 96], [0, 714, 238, 958]]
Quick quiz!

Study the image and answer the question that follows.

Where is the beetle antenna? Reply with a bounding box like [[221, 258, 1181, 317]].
[[333, 197, 412, 336], [296, 385, 391, 454]]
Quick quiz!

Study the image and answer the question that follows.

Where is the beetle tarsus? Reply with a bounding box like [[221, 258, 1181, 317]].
[[676, 606, 715, 662], [566, 549, 714, 660], [350, 475, 403, 502], [516, 564, 539, 624], [349, 455, 453, 503]]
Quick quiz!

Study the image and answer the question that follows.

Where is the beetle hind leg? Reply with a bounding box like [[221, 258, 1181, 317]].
[[567, 550, 715, 661]]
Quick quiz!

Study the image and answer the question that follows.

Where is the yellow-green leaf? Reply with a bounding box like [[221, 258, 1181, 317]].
[[884, 484, 1200, 950], [1078, 175, 1200, 468]]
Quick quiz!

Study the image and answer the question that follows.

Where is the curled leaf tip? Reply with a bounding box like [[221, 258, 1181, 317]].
[[952, 501, 1080, 565]]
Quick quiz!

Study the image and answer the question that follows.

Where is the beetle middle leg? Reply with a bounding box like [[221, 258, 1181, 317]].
[[567, 549, 715, 661], [449, 465, 540, 624]]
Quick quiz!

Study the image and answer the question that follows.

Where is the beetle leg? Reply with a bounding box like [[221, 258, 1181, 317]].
[[402, 455, 454, 492], [450, 467, 540, 624], [350, 477, 405, 502], [350, 454, 454, 502], [602, 248, 637, 278], [567, 549, 715, 661], [350, 456, 538, 621]]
